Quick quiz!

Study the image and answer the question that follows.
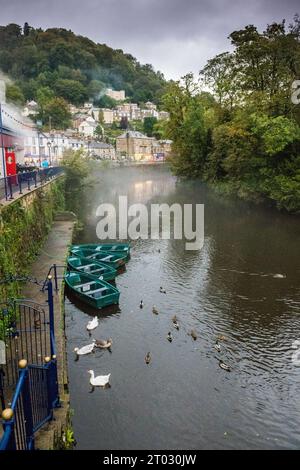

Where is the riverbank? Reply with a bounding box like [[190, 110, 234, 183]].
[[21, 214, 76, 449]]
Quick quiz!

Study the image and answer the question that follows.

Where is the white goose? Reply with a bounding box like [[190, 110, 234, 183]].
[[86, 316, 99, 332], [74, 341, 95, 356], [88, 370, 111, 388]]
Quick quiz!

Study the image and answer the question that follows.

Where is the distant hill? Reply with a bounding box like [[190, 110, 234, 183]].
[[0, 23, 168, 106]]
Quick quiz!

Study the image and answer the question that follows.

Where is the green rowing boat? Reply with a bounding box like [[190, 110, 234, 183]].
[[67, 256, 117, 282], [72, 243, 130, 260], [71, 248, 127, 269], [64, 271, 120, 309]]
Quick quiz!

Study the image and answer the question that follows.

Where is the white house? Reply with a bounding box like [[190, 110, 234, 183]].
[[78, 116, 97, 137]]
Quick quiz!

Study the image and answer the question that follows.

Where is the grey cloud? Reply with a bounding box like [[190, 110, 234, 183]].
[[0, 0, 298, 78]]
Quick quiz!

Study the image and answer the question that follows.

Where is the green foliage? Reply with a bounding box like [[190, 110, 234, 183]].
[[5, 83, 25, 105], [54, 78, 88, 105], [164, 16, 300, 212], [0, 179, 65, 301], [143, 116, 158, 136], [61, 149, 90, 217], [0, 23, 167, 106], [38, 97, 71, 129]]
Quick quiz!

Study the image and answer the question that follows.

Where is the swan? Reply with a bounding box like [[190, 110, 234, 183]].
[[74, 341, 95, 356], [214, 341, 221, 352], [273, 274, 286, 279], [88, 370, 111, 387], [140, 300, 144, 309], [152, 306, 159, 315], [219, 360, 231, 372], [160, 287, 166, 294], [167, 332, 173, 342], [94, 338, 113, 349], [190, 329, 198, 341], [145, 352, 151, 364], [86, 316, 99, 331]]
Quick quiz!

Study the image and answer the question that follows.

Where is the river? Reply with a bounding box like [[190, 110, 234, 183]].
[[65, 164, 300, 450]]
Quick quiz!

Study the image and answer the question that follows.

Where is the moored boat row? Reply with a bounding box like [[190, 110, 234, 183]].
[[65, 242, 130, 309]]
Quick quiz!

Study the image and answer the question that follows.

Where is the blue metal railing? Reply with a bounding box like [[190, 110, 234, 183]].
[[0, 278, 60, 450], [0, 359, 59, 450], [0, 167, 64, 202]]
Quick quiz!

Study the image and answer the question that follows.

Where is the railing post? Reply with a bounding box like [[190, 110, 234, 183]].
[[19, 360, 35, 450], [18, 173, 23, 195], [34, 171, 37, 188], [0, 409, 16, 450], [45, 357, 60, 410], [53, 264, 58, 292], [47, 277, 55, 358], [7, 176, 13, 200]]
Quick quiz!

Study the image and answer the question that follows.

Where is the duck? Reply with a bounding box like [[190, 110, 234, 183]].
[[172, 315, 178, 323], [88, 370, 111, 388], [152, 306, 159, 315], [140, 300, 144, 309], [167, 332, 173, 342], [94, 338, 113, 349], [214, 340, 221, 352], [173, 320, 179, 330], [145, 352, 151, 364], [190, 329, 198, 341], [86, 316, 99, 332], [217, 334, 227, 341], [160, 287, 167, 294], [219, 360, 231, 372], [74, 341, 95, 356]]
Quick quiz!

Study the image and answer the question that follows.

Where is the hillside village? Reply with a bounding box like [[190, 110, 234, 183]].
[[21, 88, 171, 164]]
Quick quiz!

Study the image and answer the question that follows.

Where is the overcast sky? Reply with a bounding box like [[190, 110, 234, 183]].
[[0, 0, 298, 79]]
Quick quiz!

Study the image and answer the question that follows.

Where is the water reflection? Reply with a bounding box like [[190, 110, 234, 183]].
[[67, 165, 300, 450]]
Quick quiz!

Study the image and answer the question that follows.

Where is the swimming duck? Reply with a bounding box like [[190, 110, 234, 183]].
[[94, 338, 113, 349], [173, 320, 179, 330], [172, 315, 178, 323], [88, 370, 111, 388], [219, 360, 231, 372], [74, 341, 95, 356], [167, 332, 173, 342], [214, 341, 221, 352], [152, 306, 159, 315], [86, 316, 99, 332], [217, 334, 227, 341], [190, 329, 198, 341], [145, 352, 151, 364], [160, 287, 167, 294], [140, 300, 144, 309]]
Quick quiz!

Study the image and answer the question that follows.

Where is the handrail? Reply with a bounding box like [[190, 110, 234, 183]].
[[0, 167, 64, 202]]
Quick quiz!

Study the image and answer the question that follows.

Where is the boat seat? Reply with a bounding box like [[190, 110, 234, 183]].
[[90, 287, 107, 297], [91, 268, 105, 273], [100, 255, 113, 261], [75, 281, 97, 289], [77, 264, 94, 270]]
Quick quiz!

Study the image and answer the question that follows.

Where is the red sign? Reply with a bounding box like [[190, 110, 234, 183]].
[[5, 150, 17, 177]]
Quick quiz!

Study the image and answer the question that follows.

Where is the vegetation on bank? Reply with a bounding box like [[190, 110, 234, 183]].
[[163, 17, 300, 212], [0, 179, 65, 301], [0, 22, 168, 129]]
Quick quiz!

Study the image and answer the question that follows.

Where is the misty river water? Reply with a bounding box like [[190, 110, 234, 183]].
[[65, 164, 300, 450]]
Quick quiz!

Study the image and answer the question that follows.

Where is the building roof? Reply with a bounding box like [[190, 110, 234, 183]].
[[90, 142, 114, 149], [118, 131, 150, 139]]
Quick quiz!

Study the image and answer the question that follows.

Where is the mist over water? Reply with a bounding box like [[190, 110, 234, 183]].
[[66, 165, 300, 450]]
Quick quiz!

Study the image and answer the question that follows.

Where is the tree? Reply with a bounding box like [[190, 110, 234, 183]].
[[120, 116, 129, 130], [40, 97, 71, 129], [23, 22, 30, 36], [5, 83, 25, 105], [143, 117, 158, 136], [54, 79, 88, 105]]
